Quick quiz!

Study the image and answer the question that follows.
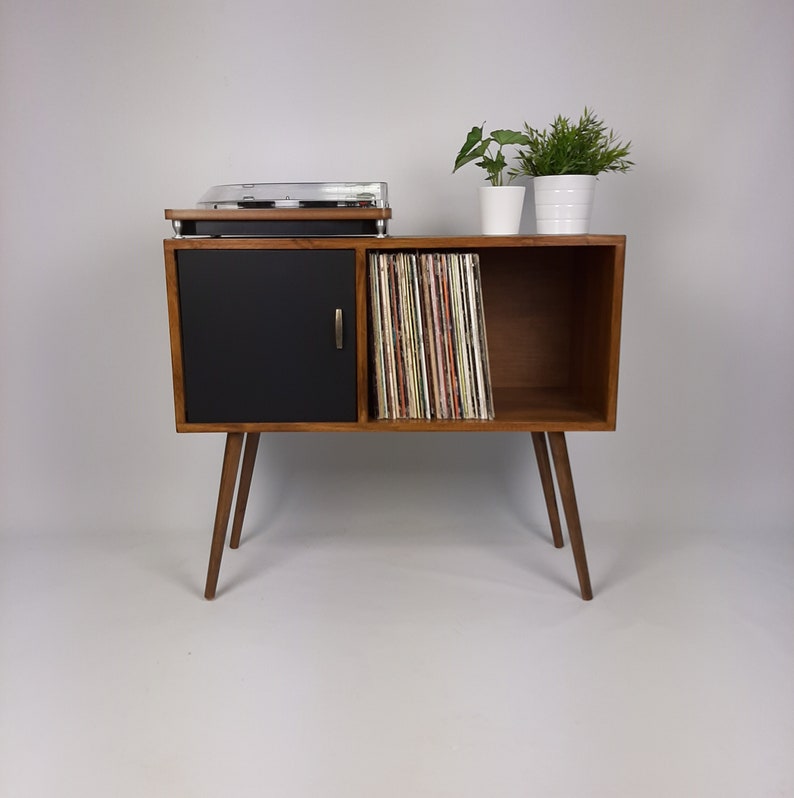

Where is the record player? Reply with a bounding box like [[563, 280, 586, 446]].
[[165, 181, 391, 238]]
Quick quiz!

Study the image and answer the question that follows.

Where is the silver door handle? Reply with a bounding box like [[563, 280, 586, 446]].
[[335, 308, 343, 349]]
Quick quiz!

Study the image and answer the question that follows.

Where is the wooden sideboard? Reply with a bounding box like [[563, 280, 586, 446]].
[[164, 229, 625, 600]]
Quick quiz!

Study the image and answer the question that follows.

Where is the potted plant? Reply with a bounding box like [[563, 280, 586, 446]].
[[510, 108, 633, 234], [453, 124, 530, 235]]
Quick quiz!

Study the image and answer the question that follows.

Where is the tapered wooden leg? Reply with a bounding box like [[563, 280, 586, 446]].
[[547, 432, 593, 601], [531, 432, 564, 549], [229, 432, 260, 550], [205, 433, 244, 600]]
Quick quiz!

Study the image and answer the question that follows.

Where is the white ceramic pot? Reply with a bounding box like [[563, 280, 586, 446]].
[[533, 175, 596, 234], [478, 185, 525, 235]]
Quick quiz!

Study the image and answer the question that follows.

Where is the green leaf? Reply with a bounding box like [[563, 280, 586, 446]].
[[490, 129, 531, 147], [453, 140, 489, 172], [452, 124, 485, 172]]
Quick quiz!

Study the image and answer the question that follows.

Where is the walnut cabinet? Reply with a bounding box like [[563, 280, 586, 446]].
[[164, 234, 626, 600]]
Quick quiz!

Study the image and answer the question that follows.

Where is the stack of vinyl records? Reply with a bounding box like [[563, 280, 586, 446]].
[[369, 251, 494, 420]]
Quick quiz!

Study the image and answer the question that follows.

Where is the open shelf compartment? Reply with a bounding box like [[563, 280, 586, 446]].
[[363, 239, 624, 430]]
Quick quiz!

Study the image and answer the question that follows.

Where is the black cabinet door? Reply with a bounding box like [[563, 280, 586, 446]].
[[177, 249, 356, 423]]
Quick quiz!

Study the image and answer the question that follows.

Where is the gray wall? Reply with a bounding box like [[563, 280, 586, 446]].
[[1, 0, 792, 537]]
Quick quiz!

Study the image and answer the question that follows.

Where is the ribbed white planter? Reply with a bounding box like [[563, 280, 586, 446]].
[[478, 185, 525, 235], [533, 175, 596, 234]]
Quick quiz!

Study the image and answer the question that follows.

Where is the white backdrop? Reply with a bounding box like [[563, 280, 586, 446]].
[[1, 0, 793, 539]]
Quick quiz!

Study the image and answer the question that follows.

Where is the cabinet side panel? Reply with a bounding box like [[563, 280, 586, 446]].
[[569, 246, 623, 426], [164, 247, 187, 426]]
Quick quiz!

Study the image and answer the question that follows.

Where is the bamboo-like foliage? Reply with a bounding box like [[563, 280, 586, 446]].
[[511, 108, 633, 178]]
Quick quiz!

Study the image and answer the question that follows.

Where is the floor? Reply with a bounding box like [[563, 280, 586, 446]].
[[1, 472, 792, 798]]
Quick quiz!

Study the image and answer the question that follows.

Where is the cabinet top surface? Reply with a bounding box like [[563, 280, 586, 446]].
[[164, 233, 625, 249]]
